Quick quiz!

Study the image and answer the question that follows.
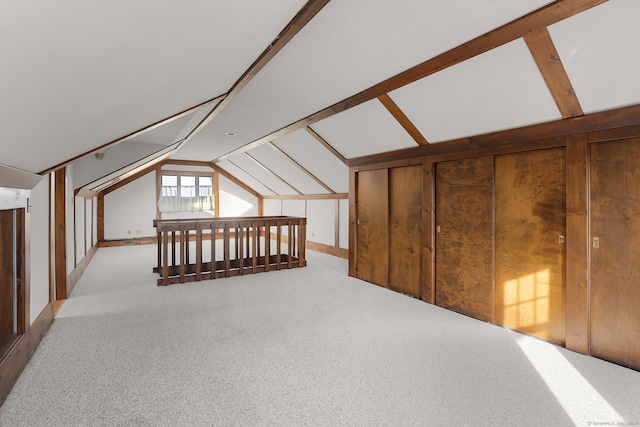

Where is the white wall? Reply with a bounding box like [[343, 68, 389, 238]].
[[74, 195, 85, 263], [307, 200, 335, 246], [218, 176, 258, 217], [85, 198, 93, 251], [263, 199, 281, 216], [104, 172, 157, 239], [339, 199, 349, 249], [66, 166, 75, 272], [29, 175, 50, 325]]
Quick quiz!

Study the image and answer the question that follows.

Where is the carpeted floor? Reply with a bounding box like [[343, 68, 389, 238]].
[[1, 245, 639, 426]]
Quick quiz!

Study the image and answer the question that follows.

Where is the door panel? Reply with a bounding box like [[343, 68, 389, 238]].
[[590, 138, 640, 370], [389, 165, 422, 298], [356, 169, 388, 287], [495, 148, 566, 344], [435, 157, 494, 322]]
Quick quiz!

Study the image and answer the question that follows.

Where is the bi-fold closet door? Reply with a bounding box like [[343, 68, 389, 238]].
[[435, 148, 567, 345], [355, 165, 422, 298]]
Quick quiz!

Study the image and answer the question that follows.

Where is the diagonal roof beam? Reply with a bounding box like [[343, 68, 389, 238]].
[[377, 94, 429, 146], [174, 0, 331, 152], [244, 152, 303, 195], [210, 162, 262, 200], [524, 26, 583, 118], [215, 0, 608, 161], [305, 127, 347, 164], [227, 158, 281, 196], [267, 142, 335, 193]]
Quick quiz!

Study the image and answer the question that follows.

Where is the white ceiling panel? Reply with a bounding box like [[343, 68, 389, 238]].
[[215, 160, 275, 196], [0, 0, 307, 173], [128, 111, 198, 146], [171, 126, 254, 162], [311, 99, 417, 159], [247, 145, 329, 195], [548, 0, 640, 114], [273, 130, 348, 194], [73, 142, 167, 189], [389, 39, 561, 143], [227, 154, 298, 196], [197, 0, 554, 158]]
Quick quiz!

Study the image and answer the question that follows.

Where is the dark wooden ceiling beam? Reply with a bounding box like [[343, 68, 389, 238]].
[[377, 94, 429, 146], [267, 142, 335, 193], [524, 26, 583, 118], [215, 0, 607, 160], [176, 0, 331, 151], [210, 162, 262, 199], [305, 127, 347, 164], [347, 102, 640, 167]]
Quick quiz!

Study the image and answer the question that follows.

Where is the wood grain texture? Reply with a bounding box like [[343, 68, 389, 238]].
[[565, 134, 589, 354], [378, 94, 429, 146], [348, 103, 640, 168], [0, 302, 54, 406], [0, 210, 15, 335], [389, 165, 422, 297], [435, 157, 494, 322], [348, 168, 357, 277], [356, 169, 389, 287], [422, 161, 435, 304], [590, 138, 640, 370], [495, 148, 566, 344], [524, 27, 583, 118], [54, 168, 67, 300]]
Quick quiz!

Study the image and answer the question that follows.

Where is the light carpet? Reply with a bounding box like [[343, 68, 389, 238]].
[[1, 245, 639, 426]]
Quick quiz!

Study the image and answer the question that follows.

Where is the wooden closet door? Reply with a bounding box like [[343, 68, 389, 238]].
[[389, 165, 422, 298], [435, 157, 494, 322], [590, 138, 640, 370], [356, 169, 389, 287], [495, 148, 566, 344]]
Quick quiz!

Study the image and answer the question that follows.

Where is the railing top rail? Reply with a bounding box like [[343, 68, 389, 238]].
[[153, 216, 306, 228]]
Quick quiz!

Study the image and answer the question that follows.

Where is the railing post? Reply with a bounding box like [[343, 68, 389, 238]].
[[171, 231, 176, 268], [265, 221, 270, 272], [252, 221, 258, 273], [238, 224, 244, 275], [210, 223, 216, 279], [162, 228, 169, 286], [299, 218, 306, 267], [288, 221, 293, 269], [157, 230, 162, 273], [196, 224, 202, 281], [224, 224, 231, 277], [179, 225, 186, 283], [276, 220, 282, 270]]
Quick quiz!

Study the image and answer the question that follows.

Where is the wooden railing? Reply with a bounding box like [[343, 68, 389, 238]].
[[153, 216, 306, 286]]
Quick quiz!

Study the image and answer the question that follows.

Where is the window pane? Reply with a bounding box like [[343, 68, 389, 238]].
[[181, 176, 195, 186], [180, 176, 196, 198], [161, 175, 177, 186], [199, 176, 213, 197], [199, 176, 212, 186]]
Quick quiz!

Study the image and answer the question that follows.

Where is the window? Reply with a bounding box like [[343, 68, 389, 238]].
[[158, 173, 214, 214]]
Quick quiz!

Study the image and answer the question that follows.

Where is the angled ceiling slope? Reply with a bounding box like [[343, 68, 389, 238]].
[[0, 0, 309, 174]]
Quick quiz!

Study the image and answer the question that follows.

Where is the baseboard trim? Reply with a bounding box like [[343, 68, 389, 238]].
[[0, 302, 54, 405], [67, 243, 98, 297], [98, 237, 157, 247], [306, 241, 349, 259]]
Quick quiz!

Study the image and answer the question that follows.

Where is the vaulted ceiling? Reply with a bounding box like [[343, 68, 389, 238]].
[[2, 0, 639, 196]]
